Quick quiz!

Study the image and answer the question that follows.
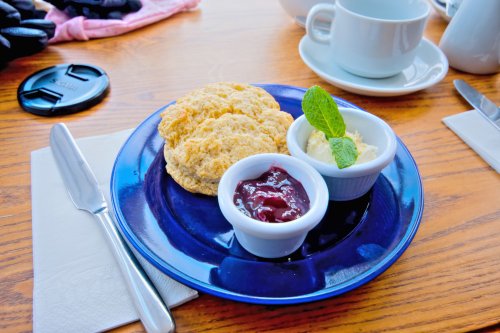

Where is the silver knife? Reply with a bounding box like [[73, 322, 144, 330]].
[[454, 79, 500, 131], [50, 123, 175, 333]]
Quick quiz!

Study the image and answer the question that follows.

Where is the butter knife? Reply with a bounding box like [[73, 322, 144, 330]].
[[49, 123, 175, 333], [454, 79, 500, 131]]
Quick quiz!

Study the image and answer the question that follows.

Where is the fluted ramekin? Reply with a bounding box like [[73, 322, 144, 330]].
[[287, 108, 397, 201], [218, 153, 328, 258]]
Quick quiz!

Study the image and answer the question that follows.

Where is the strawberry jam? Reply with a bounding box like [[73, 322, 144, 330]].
[[233, 166, 310, 223]]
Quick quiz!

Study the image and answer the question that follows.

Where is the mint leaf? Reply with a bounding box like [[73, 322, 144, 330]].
[[302, 85, 359, 169], [329, 137, 358, 169], [302, 85, 345, 138]]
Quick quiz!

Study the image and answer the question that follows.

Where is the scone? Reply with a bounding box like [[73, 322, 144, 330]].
[[158, 82, 293, 196]]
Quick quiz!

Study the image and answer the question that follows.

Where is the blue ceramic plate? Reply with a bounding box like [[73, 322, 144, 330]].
[[111, 84, 423, 305]]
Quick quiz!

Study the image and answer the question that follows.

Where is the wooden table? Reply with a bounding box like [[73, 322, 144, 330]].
[[1, 1, 499, 332]]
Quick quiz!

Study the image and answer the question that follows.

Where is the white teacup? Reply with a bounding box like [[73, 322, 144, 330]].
[[306, 0, 431, 78]]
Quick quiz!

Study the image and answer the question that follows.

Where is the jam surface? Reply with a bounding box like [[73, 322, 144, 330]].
[[233, 166, 310, 223]]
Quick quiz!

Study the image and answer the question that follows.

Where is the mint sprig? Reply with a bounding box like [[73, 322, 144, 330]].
[[302, 85, 358, 169]]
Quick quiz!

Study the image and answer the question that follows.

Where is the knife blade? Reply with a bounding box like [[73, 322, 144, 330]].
[[454, 79, 500, 131], [50, 123, 175, 333]]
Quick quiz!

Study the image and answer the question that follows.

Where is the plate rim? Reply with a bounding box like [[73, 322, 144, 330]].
[[110, 83, 424, 305]]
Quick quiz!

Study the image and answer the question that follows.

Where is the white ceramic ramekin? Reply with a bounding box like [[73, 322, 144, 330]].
[[287, 108, 397, 201], [218, 153, 329, 258]]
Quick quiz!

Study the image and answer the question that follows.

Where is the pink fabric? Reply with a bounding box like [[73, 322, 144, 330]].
[[46, 0, 201, 43]]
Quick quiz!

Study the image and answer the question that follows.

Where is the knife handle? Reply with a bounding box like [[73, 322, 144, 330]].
[[95, 210, 176, 333]]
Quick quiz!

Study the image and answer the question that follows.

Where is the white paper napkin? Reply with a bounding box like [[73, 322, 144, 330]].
[[31, 129, 198, 333], [442, 110, 500, 173]]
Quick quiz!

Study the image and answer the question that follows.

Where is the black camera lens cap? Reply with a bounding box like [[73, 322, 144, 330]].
[[17, 63, 110, 116]]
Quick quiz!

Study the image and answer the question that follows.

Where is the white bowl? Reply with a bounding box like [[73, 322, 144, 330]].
[[218, 153, 329, 258], [287, 108, 397, 201], [429, 0, 450, 22], [278, 0, 333, 27]]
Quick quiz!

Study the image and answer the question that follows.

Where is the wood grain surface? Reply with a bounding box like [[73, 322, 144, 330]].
[[1, 1, 499, 332]]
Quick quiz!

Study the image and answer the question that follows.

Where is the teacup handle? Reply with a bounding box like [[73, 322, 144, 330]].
[[306, 3, 336, 44]]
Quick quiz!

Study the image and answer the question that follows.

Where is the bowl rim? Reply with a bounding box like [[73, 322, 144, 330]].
[[287, 108, 397, 178], [217, 153, 329, 239]]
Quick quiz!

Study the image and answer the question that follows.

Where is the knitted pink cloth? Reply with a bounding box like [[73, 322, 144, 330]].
[[46, 0, 200, 43]]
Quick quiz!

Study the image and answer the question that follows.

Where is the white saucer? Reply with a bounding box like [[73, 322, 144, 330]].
[[299, 36, 449, 97]]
